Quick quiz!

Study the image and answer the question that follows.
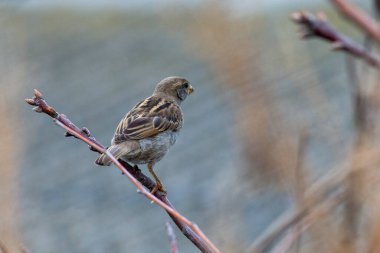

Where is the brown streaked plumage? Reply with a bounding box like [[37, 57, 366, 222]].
[[95, 76, 194, 193]]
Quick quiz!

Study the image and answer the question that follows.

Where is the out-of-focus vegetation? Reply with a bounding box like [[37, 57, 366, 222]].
[[1, 1, 380, 252]]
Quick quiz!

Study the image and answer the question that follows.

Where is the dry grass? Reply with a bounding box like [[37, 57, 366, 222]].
[[0, 95, 23, 253], [188, 3, 298, 189], [186, 2, 380, 253], [0, 17, 29, 252]]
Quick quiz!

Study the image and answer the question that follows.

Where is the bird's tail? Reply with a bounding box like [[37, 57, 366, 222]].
[[95, 144, 124, 166], [95, 142, 138, 166]]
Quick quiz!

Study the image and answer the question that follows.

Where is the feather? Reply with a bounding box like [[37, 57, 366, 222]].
[[95, 141, 139, 166], [112, 96, 183, 144]]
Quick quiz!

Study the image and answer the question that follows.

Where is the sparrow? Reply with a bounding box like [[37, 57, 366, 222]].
[[95, 76, 194, 194]]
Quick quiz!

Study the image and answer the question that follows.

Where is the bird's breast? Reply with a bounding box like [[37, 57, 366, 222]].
[[126, 131, 179, 165], [139, 131, 178, 151]]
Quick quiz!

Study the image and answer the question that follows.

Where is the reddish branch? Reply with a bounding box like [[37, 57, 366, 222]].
[[330, 0, 380, 44], [25, 89, 220, 253], [291, 11, 380, 68], [165, 221, 179, 253]]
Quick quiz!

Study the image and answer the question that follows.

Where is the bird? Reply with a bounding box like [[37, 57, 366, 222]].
[[95, 76, 194, 194]]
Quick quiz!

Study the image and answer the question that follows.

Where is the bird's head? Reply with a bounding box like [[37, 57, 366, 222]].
[[154, 76, 194, 103]]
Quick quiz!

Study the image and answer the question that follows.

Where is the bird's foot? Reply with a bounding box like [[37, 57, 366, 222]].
[[151, 183, 167, 195]]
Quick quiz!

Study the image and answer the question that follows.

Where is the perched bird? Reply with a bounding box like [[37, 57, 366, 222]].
[[95, 76, 194, 193]]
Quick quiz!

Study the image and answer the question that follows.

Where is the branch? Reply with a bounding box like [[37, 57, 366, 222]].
[[330, 0, 380, 44], [291, 11, 380, 68], [248, 156, 352, 252], [292, 131, 309, 253], [248, 187, 344, 253], [25, 89, 220, 253], [248, 146, 380, 253], [165, 222, 179, 253], [269, 192, 342, 253]]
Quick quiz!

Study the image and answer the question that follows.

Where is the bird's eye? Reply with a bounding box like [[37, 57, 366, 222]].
[[183, 83, 189, 88]]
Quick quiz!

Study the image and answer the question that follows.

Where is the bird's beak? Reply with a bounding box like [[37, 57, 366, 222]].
[[187, 85, 194, 94]]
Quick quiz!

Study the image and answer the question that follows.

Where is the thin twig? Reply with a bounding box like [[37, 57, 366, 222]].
[[291, 11, 380, 68], [165, 221, 179, 253], [292, 131, 309, 253], [330, 0, 380, 44], [25, 89, 220, 253], [270, 225, 311, 253], [247, 155, 354, 253], [248, 147, 380, 253], [270, 193, 342, 253], [248, 189, 343, 253]]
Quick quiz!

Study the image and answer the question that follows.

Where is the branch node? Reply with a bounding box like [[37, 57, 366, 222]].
[[331, 41, 344, 51], [81, 127, 91, 137], [291, 10, 380, 68], [316, 11, 327, 21], [300, 29, 313, 39], [25, 98, 36, 106], [290, 11, 303, 22], [34, 89, 43, 99], [32, 106, 43, 113], [133, 164, 141, 172], [89, 146, 97, 152]]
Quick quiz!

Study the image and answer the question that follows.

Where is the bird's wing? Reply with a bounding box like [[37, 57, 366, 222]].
[[112, 96, 182, 144]]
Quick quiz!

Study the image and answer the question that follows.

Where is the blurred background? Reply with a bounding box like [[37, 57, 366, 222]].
[[1, 0, 379, 252]]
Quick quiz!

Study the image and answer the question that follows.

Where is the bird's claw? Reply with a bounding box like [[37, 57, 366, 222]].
[[150, 183, 167, 195]]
